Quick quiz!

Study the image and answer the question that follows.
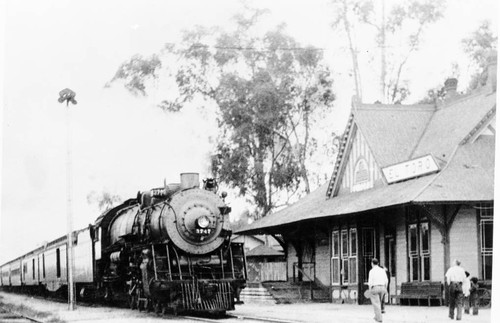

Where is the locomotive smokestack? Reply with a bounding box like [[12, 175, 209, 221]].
[[180, 172, 200, 190]]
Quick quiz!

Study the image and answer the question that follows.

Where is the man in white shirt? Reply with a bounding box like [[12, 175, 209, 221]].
[[368, 258, 388, 322], [445, 259, 466, 320]]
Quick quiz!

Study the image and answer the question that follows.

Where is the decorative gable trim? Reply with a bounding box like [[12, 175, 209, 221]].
[[460, 105, 496, 145], [351, 157, 372, 192], [326, 112, 356, 198]]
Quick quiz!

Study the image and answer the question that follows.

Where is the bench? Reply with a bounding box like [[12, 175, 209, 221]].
[[393, 282, 443, 306]]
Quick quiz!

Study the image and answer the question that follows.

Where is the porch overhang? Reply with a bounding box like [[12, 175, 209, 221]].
[[236, 175, 435, 235]]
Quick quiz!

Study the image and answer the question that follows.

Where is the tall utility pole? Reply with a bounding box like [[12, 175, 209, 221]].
[[58, 88, 77, 310]]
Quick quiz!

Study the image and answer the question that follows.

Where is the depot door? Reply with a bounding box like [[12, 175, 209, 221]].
[[385, 235, 396, 302], [360, 227, 376, 304]]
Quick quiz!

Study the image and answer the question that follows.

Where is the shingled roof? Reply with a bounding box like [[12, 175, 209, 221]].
[[354, 103, 435, 167], [246, 245, 284, 257], [237, 80, 496, 235], [411, 91, 496, 162]]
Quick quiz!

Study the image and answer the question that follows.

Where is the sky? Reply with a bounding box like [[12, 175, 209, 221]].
[[0, 0, 498, 264]]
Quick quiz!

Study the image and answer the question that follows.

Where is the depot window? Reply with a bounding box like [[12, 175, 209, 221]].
[[56, 248, 61, 278], [478, 203, 493, 280], [332, 227, 357, 285], [407, 208, 430, 281]]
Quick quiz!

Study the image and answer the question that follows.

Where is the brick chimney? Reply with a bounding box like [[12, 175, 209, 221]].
[[444, 78, 458, 101]]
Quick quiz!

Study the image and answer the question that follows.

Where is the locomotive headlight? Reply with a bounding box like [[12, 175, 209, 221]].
[[197, 215, 210, 229]]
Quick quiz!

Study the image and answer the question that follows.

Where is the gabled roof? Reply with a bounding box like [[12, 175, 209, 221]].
[[355, 103, 435, 167], [414, 135, 495, 202], [327, 103, 435, 197], [411, 92, 496, 162], [237, 83, 496, 236]]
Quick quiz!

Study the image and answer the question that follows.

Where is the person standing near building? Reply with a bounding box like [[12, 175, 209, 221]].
[[368, 258, 388, 322], [463, 272, 471, 314], [469, 276, 480, 315], [445, 259, 467, 320]]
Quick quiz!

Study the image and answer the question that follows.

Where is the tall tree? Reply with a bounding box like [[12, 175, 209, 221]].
[[418, 21, 497, 104], [330, 0, 445, 103], [462, 20, 497, 92], [109, 9, 336, 218]]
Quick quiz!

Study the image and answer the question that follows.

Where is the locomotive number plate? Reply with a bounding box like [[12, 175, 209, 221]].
[[196, 228, 212, 235]]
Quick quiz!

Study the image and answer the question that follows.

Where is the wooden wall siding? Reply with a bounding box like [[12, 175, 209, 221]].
[[449, 207, 480, 278], [395, 215, 407, 288], [287, 244, 298, 280], [430, 224, 445, 281], [339, 127, 383, 193], [247, 262, 287, 282], [315, 241, 331, 286]]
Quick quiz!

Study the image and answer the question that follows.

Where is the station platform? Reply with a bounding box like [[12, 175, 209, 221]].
[[0, 291, 492, 323]]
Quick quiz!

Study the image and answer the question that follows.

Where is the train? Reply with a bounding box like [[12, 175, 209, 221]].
[[0, 173, 247, 315]]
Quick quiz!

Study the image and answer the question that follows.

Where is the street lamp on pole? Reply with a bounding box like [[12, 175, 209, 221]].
[[58, 88, 77, 311]]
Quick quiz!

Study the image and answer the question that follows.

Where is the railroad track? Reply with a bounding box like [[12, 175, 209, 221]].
[[182, 313, 301, 323], [2, 291, 300, 323]]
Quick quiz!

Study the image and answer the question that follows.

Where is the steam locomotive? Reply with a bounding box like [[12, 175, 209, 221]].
[[0, 173, 247, 315]]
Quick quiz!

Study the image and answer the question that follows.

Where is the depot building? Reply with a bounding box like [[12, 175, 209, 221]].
[[237, 69, 496, 305]]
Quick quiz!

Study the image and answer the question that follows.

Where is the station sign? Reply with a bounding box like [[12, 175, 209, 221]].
[[382, 154, 439, 184]]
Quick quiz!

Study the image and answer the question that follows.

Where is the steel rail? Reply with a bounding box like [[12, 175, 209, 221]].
[[182, 313, 301, 323]]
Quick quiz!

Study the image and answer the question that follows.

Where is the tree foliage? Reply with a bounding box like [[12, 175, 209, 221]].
[[418, 20, 497, 103], [109, 9, 336, 218], [106, 54, 162, 96], [462, 20, 497, 92], [330, 0, 445, 103]]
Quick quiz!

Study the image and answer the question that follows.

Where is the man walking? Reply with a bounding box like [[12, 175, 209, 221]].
[[445, 259, 466, 320], [368, 258, 388, 322]]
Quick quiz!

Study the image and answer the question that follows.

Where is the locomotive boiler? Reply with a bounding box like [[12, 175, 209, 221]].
[[94, 173, 246, 314]]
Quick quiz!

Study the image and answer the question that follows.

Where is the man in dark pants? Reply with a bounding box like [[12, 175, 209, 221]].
[[379, 264, 390, 313], [469, 277, 480, 315], [445, 259, 466, 320]]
